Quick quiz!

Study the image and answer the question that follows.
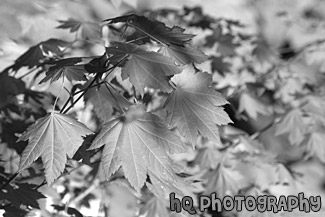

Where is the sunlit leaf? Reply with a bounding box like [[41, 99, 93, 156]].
[[88, 105, 184, 191], [18, 112, 93, 183], [164, 66, 232, 146]]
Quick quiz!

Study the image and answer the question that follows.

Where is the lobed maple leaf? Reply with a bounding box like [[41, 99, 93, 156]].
[[205, 25, 239, 56], [88, 105, 185, 191], [210, 55, 231, 75], [18, 112, 93, 184], [305, 131, 325, 163], [105, 14, 195, 46], [57, 18, 82, 33], [57, 19, 102, 41], [84, 83, 132, 122], [0, 183, 45, 209], [139, 194, 170, 217], [204, 163, 247, 198], [12, 39, 69, 71], [238, 92, 272, 120], [163, 66, 232, 146], [40, 57, 87, 83], [106, 42, 181, 95], [275, 109, 307, 145], [159, 45, 208, 65]]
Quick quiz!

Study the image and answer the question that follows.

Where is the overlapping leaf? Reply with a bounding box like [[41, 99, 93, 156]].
[[12, 39, 69, 71], [40, 57, 87, 83], [106, 14, 194, 46], [57, 19, 102, 40], [159, 45, 208, 65], [238, 92, 272, 119], [205, 25, 239, 56], [305, 131, 325, 163], [210, 56, 231, 75], [164, 66, 232, 146], [88, 105, 184, 191], [18, 112, 93, 183], [84, 83, 132, 122], [106, 42, 181, 95], [275, 109, 306, 145], [0, 183, 45, 209]]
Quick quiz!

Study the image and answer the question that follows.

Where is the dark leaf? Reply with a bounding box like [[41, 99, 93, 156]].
[[3, 206, 28, 217], [205, 26, 239, 56], [106, 14, 194, 46], [210, 56, 231, 75], [106, 42, 181, 95], [0, 183, 45, 209], [0, 73, 25, 108], [40, 58, 87, 83], [12, 39, 69, 71]]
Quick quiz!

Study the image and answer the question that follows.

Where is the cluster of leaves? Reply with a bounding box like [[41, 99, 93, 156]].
[[1, 4, 325, 217]]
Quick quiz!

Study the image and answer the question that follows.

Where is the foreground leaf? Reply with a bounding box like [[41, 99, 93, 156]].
[[106, 42, 181, 95], [40, 57, 87, 83], [106, 14, 194, 46], [164, 66, 232, 146], [18, 112, 93, 183], [88, 105, 184, 191], [12, 39, 69, 71]]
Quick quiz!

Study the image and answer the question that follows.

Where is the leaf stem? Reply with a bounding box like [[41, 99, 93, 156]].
[[0, 172, 19, 191], [52, 77, 65, 112], [61, 59, 125, 114]]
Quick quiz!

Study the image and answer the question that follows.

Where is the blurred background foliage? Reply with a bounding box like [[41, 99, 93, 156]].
[[1, 0, 325, 217]]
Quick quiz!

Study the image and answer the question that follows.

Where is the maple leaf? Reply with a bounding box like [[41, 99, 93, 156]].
[[57, 19, 102, 40], [275, 109, 307, 145], [84, 83, 132, 122], [12, 39, 69, 71], [139, 194, 170, 217], [205, 25, 239, 56], [305, 131, 325, 163], [159, 45, 208, 65], [238, 92, 272, 120], [88, 105, 184, 191], [57, 18, 82, 32], [81, 22, 102, 41], [3, 206, 28, 217], [204, 163, 247, 198], [40, 58, 87, 83], [194, 146, 223, 170], [0, 183, 45, 209], [106, 14, 195, 46], [163, 66, 232, 146], [106, 42, 181, 95], [210, 56, 231, 75], [18, 112, 93, 184]]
